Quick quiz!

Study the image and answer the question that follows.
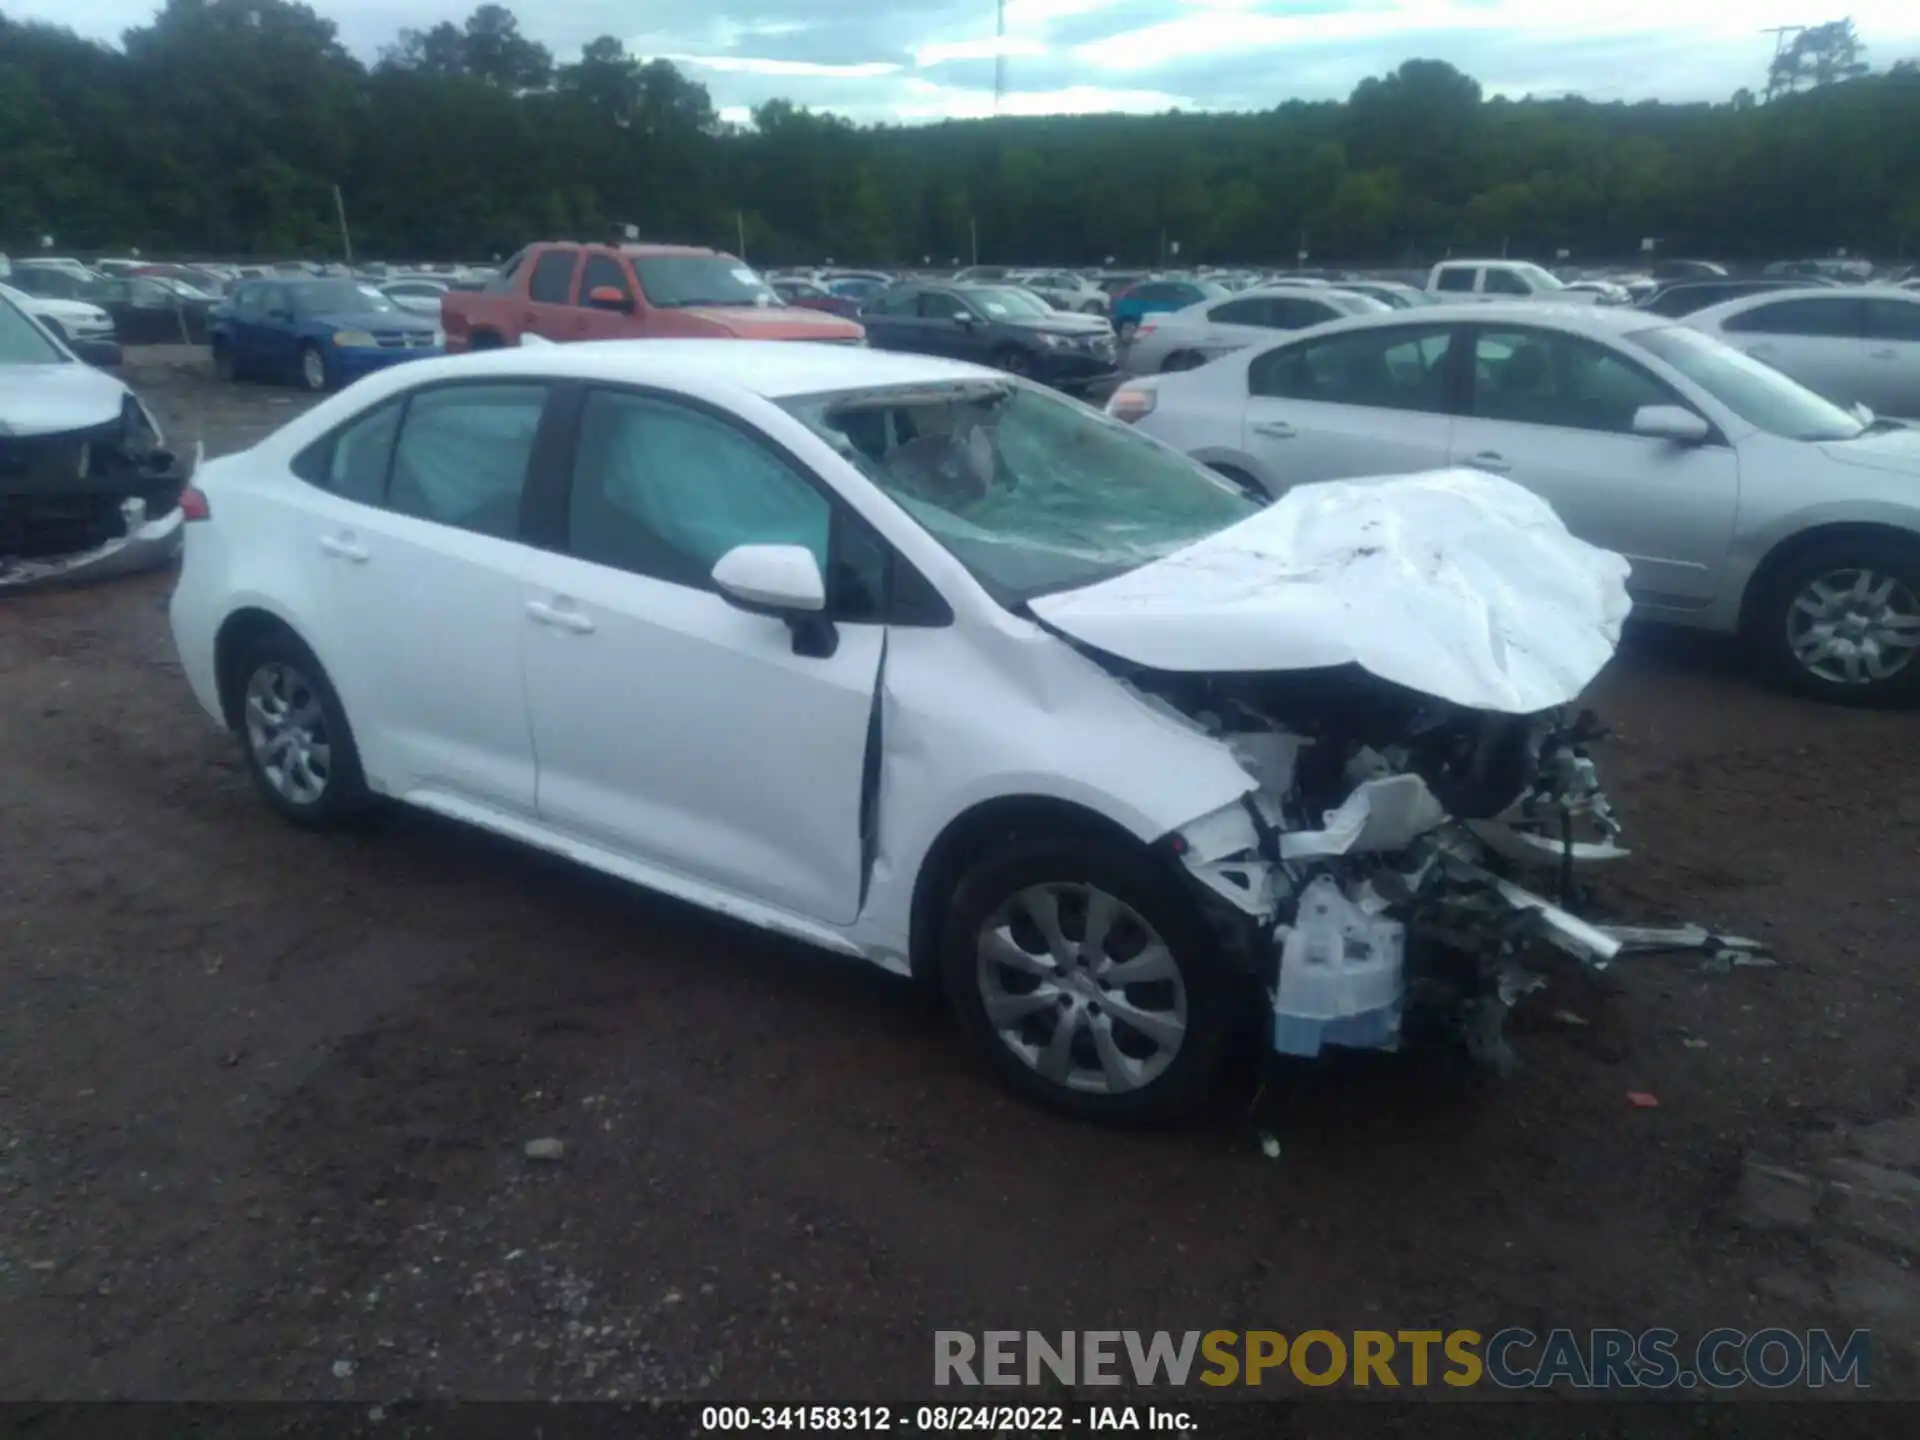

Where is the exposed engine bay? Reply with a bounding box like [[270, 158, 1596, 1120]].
[[1, 393, 187, 588], [1137, 665, 1760, 1072]]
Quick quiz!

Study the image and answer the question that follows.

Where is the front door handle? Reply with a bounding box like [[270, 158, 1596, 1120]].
[[1252, 420, 1297, 439], [1467, 451, 1512, 473], [319, 534, 369, 563], [526, 600, 596, 634]]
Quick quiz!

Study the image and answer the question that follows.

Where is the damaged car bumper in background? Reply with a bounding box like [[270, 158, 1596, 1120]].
[[1033, 469, 1769, 1073], [2, 397, 190, 590]]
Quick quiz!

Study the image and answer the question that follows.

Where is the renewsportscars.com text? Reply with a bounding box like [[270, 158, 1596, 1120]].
[[933, 1328, 1871, 1390]]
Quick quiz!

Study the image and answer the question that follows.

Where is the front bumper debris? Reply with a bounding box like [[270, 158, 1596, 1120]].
[[2, 400, 189, 590], [1173, 705, 1771, 1074]]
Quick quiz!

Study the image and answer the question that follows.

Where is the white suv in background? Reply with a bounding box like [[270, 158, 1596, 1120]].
[[1427, 260, 1603, 305]]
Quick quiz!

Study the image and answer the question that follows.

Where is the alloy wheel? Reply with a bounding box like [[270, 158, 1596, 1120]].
[[1786, 566, 1920, 686], [975, 883, 1188, 1096], [301, 347, 327, 392], [243, 662, 332, 806]]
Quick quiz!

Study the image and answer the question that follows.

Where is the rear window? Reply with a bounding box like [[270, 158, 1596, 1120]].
[[1435, 268, 1476, 293]]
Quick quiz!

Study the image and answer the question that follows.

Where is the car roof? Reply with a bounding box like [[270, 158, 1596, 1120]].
[[1684, 284, 1914, 320], [369, 339, 998, 401], [1290, 301, 1673, 337]]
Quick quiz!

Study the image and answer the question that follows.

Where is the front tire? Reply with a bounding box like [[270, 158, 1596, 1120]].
[[993, 345, 1034, 378], [230, 634, 370, 826], [1751, 537, 1920, 706], [940, 837, 1236, 1123], [298, 342, 331, 393]]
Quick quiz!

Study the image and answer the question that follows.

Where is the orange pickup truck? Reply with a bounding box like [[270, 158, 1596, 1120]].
[[440, 241, 864, 351]]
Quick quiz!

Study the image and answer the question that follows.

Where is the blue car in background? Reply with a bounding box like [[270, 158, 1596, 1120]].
[[208, 277, 443, 392], [1112, 277, 1229, 343]]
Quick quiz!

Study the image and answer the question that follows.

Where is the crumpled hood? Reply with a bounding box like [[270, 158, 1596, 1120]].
[[1818, 425, 1920, 475], [685, 305, 863, 340], [1029, 467, 1633, 714], [0, 363, 127, 437]]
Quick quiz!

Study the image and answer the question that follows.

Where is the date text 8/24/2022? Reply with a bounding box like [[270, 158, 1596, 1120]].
[[700, 1408, 1195, 1432]]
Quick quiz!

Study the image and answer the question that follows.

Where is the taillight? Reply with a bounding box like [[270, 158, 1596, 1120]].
[[1135, 321, 1158, 336], [1107, 386, 1158, 424], [179, 485, 211, 521]]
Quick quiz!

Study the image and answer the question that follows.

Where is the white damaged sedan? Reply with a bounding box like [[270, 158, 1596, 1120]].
[[169, 340, 1636, 1121]]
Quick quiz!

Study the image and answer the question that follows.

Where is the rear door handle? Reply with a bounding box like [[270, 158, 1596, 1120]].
[[319, 534, 369, 563], [1252, 421, 1297, 439], [526, 600, 596, 634], [1467, 451, 1512, 473]]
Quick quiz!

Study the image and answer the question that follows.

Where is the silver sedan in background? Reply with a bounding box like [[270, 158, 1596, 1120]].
[[1121, 286, 1389, 376], [1684, 286, 1920, 423], [1107, 302, 1920, 704]]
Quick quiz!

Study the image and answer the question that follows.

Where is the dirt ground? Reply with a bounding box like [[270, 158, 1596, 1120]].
[[2, 348, 1916, 1405]]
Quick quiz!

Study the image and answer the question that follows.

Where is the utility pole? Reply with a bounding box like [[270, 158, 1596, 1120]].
[[332, 185, 353, 263], [994, 0, 1007, 115]]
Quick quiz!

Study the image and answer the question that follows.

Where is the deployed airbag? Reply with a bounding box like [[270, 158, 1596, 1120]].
[[1030, 468, 1632, 714]]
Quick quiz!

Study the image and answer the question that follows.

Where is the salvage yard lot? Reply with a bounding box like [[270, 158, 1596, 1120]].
[[2, 347, 1917, 1400]]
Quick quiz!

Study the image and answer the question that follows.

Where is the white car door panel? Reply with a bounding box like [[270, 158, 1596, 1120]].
[[1240, 323, 1458, 491], [523, 386, 882, 927], [307, 382, 547, 814], [1454, 326, 1737, 609], [519, 557, 882, 926]]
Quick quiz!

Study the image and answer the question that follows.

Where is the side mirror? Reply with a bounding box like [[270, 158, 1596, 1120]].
[[711, 543, 837, 657], [586, 285, 634, 313], [1631, 404, 1710, 445], [955, 313, 978, 329]]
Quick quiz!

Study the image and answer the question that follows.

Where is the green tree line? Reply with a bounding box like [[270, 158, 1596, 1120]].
[[3, 1, 1918, 265]]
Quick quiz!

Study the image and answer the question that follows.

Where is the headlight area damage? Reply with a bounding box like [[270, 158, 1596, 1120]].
[[1030, 469, 1769, 1072], [1, 395, 189, 590]]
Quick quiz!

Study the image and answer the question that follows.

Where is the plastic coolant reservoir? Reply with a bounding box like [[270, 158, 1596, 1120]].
[[1272, 873, 1406, 1057]]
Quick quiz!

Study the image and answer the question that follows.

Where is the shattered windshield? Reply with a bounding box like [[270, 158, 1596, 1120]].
[[782, 381, 1257, 602], [0, 288, 67, 364]]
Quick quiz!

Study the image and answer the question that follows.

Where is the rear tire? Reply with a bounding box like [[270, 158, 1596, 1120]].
[[469, 329, 505, 351], [1115, 319, 1138, 345], [1749, 536, 1920, 706], [229, 632, 371, 827], [1161, 350, 1204, 373], [940, 836, 1236, 1123]]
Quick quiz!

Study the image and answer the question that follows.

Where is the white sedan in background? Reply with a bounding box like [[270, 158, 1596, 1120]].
[[1121, 287, 1388, 376], [379, 276, 453, 317], [167, 340, 1640, 1121], [1683, 286, 1920, 422], [1109, 303, 1920, 703]]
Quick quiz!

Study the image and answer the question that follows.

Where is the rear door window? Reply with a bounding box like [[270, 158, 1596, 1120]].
[[1724, 298, 1862, 337], [1251, 325, 1456, 413], [527, 250, 579, 306], [1864, 298, 1920, 341], [387, 384, 550, 539], [1434, 268, 1477, 293]]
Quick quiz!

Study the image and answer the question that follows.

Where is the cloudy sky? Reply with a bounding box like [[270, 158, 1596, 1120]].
[[20, 2, 1920, 122]]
